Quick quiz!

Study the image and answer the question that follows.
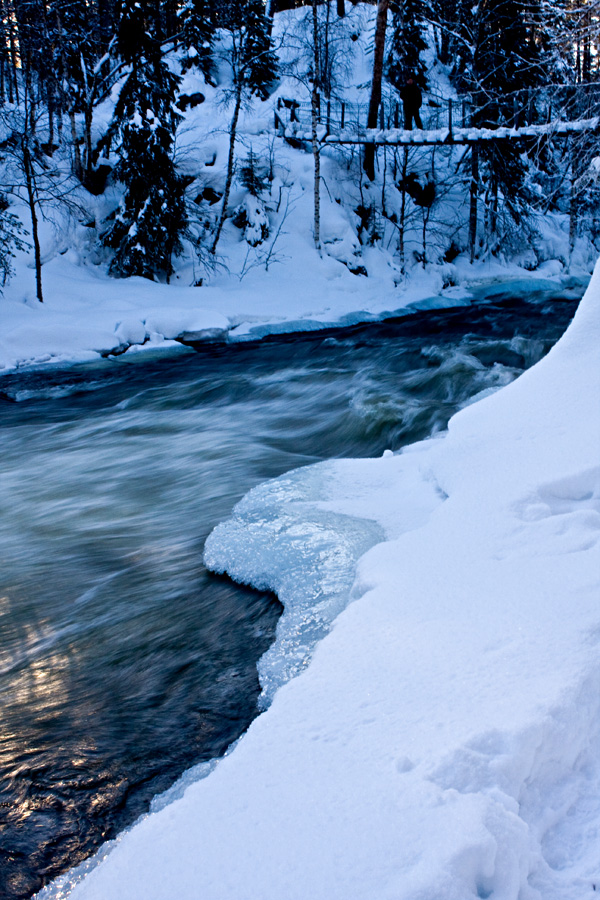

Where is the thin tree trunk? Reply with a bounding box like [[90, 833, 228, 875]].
[[469, 143, 479, 263], [491, 175, 498, 236], [10, 24, 18, 104], [311, 0, 321, 252], [569, 136, 578, 264], [84, 104, 94, 182], [422, 206, 430, 266], [398, 147, 408, 268], [22, 140, 43, 303], [311, 85, 321, 252], [48, 102, 54, 149], [211, 83, 242, 255], [69, 107, 83, 181], [364, 0, 389, 180], [80, 54, 95, 182]]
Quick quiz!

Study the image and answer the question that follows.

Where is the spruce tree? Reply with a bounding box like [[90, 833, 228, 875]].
[[471, 0, 543, 112], [0, 194, 27, 291], [239, 148, 269, 197], [103, 0, 187, 280], [387, 0, 428, 91], [179, 0, 213, 80]]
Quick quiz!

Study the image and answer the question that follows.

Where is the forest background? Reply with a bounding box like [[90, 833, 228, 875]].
[[0, 0, 599, 306]]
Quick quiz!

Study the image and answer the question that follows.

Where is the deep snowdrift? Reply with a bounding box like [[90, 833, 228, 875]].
[[41, 260, 600, 899]]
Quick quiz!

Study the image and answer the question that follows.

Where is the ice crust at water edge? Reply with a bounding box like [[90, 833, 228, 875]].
[[204, 451, 443, 706], [40, 263, 600, 900]]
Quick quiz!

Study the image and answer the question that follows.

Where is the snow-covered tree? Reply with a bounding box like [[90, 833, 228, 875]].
[[239, 147, 269, 197], [429, 0, 474, 87], [179, 0, 214, 80], [210, 0, 278, 254], [0, 194, 27, 290], [103, 0, 187, 280], [387, 0, 428, 91]]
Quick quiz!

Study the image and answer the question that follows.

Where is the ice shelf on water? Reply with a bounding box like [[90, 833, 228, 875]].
[[204, 451, 443, 706], [204, 467, 384, 706]]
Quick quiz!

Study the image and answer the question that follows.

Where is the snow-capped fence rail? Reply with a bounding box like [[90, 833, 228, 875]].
[[274, 83, 600, 146]]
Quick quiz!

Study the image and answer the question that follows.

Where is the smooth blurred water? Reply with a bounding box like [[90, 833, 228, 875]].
[[0, 287, 581, 898]]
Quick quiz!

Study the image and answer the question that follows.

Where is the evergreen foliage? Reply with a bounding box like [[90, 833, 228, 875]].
[[467, 0, 545, 227], [471, 0, 544, 100], [429, 0, 475, 88], [102, 0, 187, 280], [219, 0, 278, 99], [179, 0, 214, 80], [0, 194, 28, 289], [387, 0, 428, 90], [239, 148, 269, 197]]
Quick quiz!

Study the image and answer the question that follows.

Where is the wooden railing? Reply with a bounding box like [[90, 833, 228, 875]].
[[274, 83, 600, 141]]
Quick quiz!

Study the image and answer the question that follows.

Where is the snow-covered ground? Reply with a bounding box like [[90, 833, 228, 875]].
[[39, 254, 600, 898], [1, 4, 596, 374], [1, 235, 584, 373]]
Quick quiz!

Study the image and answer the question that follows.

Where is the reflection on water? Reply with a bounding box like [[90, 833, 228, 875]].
[[0, 288, 581, 898]]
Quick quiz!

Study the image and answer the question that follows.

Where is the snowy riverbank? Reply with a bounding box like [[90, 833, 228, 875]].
[[38, 260, 600, 899], [0, 244, 590, 374]]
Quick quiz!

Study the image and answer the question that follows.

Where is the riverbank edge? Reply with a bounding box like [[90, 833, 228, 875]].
[[0, 263, 591, 379]]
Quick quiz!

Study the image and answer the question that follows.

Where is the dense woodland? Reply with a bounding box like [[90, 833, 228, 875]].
[[0, 0, 599, 300]]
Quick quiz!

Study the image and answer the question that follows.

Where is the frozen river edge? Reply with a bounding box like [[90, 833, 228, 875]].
[[0, 251, 589, 375], [40, 265, 600, 900]]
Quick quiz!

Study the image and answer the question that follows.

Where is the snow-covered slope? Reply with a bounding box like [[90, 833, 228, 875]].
[[44, 263, 600, 898], [1, 3, 595, 374]]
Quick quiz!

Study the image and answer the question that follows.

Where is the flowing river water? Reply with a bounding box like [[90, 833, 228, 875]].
[[0, 283, 583, 898]]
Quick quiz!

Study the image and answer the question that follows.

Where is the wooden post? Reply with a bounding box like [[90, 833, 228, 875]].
[[394, 102, 399, 128], [327, 99, 331, 133], [448, 98, 453, 140], [379, 101, 385, 130], [469, 142, 479, 263], [340, 101, 345, 130]]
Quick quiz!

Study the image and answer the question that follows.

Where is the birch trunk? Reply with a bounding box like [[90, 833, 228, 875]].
[[211, 82, 243, 255], [469, 143, 479, 263]]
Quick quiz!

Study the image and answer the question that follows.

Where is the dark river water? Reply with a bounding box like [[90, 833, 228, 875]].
[[0, 284, 583, 898]]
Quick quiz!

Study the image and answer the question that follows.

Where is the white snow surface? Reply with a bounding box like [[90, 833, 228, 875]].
[[1, 3, 596, 373], [41, 260, 600, 899]]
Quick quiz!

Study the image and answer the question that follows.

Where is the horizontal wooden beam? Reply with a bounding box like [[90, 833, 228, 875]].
[[282, 117, 600, 147]]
